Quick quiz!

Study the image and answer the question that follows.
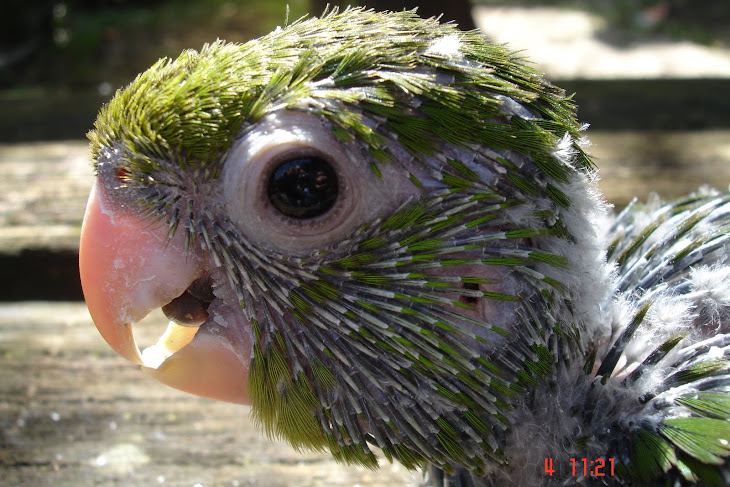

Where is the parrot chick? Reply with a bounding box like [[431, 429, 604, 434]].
[[80, 8, 730, 486]]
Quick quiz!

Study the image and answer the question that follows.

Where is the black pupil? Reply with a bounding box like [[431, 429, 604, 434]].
[[267, 156, 338, 219]]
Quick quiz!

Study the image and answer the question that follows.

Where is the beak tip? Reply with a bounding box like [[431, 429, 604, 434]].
[[116, 322, 146, 365]]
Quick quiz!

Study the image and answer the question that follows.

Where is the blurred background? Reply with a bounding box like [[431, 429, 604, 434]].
[[1, 1, 729, 486]]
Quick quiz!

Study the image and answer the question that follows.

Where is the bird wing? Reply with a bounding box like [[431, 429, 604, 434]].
[[590, 189, 730, 485]]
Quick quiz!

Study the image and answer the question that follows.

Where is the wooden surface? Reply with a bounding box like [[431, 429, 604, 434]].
[[1, 131, 730, 486], [0, 141, 89, 254]]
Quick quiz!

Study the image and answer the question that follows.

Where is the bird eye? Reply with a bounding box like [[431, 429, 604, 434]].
[[222, 111, 421, 255], [267, 156, 338, 219]]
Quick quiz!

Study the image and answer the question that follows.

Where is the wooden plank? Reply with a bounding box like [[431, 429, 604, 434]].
[[590, 130, 730, 206], [1, 132, 730, 300], [0, 141, 90, 254], [2, 132, 729, 253]]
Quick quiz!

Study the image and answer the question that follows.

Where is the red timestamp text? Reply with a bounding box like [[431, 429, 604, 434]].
[[543, 457, 615, 477]]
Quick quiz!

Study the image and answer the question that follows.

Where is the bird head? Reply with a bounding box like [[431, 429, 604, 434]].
[[80, 8, 610, 474]]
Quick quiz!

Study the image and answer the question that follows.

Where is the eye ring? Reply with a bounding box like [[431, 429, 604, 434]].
[[222, 110, 419, 256], [222, 111, 359, 254]]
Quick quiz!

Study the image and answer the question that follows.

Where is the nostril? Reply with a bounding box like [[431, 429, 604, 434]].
[[115, 167, 131, 183], [162, 275, 215, 326]]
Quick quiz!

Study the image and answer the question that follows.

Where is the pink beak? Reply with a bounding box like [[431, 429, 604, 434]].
[[80, 182, 251, 404]]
